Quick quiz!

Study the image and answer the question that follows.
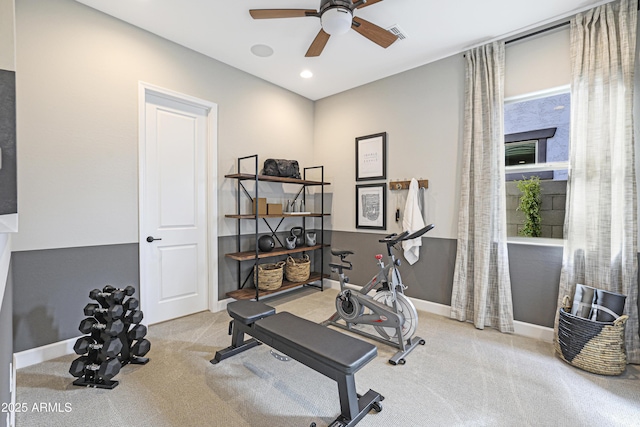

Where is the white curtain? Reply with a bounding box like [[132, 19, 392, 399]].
[[451, 42, 514, 333], [558, 0, 639, 364]]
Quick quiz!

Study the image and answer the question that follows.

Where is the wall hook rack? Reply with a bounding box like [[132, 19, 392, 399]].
[[389, 179, 428, 191]]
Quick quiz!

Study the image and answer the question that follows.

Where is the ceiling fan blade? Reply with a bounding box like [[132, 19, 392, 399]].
[[249, 9, 317, 19], [351, 17, 398, 48], [305, 29, 330, 57], [356, 0, 384, 9]]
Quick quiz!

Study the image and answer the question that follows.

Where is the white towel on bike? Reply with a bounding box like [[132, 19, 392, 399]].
[[402, 178, 425, 265]]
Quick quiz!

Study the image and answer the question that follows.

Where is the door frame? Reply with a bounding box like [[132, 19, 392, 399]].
[[138, 81, 219, 320]]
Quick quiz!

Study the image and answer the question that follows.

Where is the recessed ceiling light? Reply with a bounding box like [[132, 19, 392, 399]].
[[251, 44, 274, 58], [300, 70, 313, 79]]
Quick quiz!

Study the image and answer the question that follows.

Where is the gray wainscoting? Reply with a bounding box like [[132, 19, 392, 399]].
[[0, 265, 12, 410], [329, 231, 457, 306], [218, 230, 332, 300], [329, 231, 564, 328], [0, 69, 17, 215], [507, 243, 563, 327], [9, 237, 639, 354], [12, 244, 139, 352]]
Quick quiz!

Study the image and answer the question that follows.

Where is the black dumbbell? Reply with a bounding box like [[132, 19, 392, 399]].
[[74, 336, 123, 358], [79, 318, 124, 336], [131, 339, 151, 357], [128, 324, 147, 341], [84, 303, 124, 321], [125, 310, 143, 325], [89, 288, 125, 304], [69, 356, 121, 380], [103, 285, 136, 297], [123, 297, 139, 312]]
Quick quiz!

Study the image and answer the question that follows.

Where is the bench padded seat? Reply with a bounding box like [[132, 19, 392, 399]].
[[254, 312, 377, 375], [227, 300, 276, 325]]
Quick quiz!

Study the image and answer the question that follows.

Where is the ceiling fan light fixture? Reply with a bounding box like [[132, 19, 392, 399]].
[[321, 7, 353, 36]]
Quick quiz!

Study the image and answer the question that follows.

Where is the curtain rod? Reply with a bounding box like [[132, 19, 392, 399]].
[[505, 0, 639, 45], [505, 21, 569, 45]]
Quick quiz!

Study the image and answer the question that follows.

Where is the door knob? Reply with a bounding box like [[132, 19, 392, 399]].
[[146, 236, 162, 243]]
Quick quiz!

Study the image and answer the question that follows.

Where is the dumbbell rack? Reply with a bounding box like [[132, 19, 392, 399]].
[[70, 286, 151, 389]]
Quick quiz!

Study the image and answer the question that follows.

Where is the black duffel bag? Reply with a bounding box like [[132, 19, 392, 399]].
[[262, 159, 301, 179]]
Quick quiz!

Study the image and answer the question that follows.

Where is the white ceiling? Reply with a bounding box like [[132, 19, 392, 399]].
[[74, 0, 611, 101]]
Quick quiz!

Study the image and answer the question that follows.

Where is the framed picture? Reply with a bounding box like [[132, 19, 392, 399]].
[[356, 132, 386, 181], [356, 183, 386, 230]]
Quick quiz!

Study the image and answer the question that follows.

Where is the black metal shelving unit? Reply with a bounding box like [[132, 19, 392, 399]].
[[225, 155, 330, 300]]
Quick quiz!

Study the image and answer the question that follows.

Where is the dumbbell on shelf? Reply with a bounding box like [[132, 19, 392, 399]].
[[69, 356, 121, 389], [128, 324, 147, 341], [89, 288, 125, 305], [123, 297, 139, 312], [131, 339, 151, 357], [84, 303, 124, 321], [74, 336, 123, 359], [103, 285, 135, 297], [125, 310, 143, 325], [79, 318, 124, 337]]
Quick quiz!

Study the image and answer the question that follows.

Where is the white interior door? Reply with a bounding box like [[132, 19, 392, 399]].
[[140, 87, 215, 325]]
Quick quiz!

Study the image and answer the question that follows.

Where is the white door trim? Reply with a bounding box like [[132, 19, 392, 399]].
[[138, 81, 219, 320]]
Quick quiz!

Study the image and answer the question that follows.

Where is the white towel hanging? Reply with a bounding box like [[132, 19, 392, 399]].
[[402, 178, 426, 265]]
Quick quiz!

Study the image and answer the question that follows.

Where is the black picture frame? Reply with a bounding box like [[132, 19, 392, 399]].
[[356, 132, 386, 181], [356, 183, 386, 230]]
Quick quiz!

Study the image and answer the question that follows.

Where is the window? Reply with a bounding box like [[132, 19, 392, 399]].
[[504, 89, 570, 239], [505, 140, 537, 166]]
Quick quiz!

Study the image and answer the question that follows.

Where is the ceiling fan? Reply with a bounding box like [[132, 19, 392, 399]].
[[249, 0, 398, 57]]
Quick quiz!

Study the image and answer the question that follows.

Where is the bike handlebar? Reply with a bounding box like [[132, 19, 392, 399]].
[[378, 224, 435, 245]]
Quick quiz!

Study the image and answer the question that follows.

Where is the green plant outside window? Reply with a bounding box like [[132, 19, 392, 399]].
[[516, 176, 542, 237]]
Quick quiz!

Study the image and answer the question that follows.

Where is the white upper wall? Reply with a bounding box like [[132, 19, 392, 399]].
[[0, 0, 15, 72], [14, 0, 314, 251], [12, 0, 578, 249], [314, 28, 571, 240]]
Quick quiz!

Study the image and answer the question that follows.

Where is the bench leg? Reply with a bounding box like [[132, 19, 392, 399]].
[[333, 375, 384, 426], [210, 320, 261, 364]]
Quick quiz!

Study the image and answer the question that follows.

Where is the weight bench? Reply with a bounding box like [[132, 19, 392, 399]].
[[211, 300, 384, 427]]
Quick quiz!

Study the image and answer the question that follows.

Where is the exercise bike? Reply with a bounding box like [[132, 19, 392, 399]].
[[322, 224, 435, 365]]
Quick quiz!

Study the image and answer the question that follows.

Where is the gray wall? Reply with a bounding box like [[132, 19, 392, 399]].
[[0, 267, 12, 414], [218, 230, 331, 300], [12, 244, 139, 352], [330, 231, 563, 328], [1, 0, 15, 419], [0, 69, 16, 216]]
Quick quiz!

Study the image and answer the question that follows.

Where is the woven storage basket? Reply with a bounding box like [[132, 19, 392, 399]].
[[555, 296, 628, 375], [285, 254, 310, 282], [254, 261, 285, 291]]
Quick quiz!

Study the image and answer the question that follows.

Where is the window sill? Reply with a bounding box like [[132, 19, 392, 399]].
[[507, 236, 564, 247]]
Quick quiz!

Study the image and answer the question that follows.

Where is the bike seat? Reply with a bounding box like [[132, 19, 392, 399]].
[[331, 249, 354, 257]]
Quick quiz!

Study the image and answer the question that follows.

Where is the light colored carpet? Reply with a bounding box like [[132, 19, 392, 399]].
[[15, 287, 640, 427]]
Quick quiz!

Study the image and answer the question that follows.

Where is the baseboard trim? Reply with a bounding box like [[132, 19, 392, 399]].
[[13, 335, 81, 370], [513, 320, 554, 342], [325, 279, 554, 342]]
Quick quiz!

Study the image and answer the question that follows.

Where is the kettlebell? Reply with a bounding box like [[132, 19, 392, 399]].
[[305, 231, 317, 246], [290, 227, 304, 247], [285, 236, 297, 250]]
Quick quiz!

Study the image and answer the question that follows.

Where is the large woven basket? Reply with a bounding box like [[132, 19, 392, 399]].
[[285, 254, 310, 282], [555, 296, 628, 375], [254, 261, 285, 291]]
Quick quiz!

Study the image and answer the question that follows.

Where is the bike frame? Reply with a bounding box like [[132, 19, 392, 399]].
[[322, 224, 435, 364]]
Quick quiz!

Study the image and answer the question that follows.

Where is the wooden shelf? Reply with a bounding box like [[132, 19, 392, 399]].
[[226, 272, 329, 300], [225, 244, 329, 261], [225, 173, 330, 186], [225, 213, 330, 219]]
